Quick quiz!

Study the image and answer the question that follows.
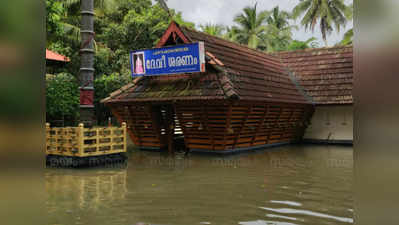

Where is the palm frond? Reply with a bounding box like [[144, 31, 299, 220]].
[[292, 0, 312, 19]]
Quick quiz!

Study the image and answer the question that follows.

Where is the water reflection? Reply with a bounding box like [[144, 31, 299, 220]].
[[46, 144, 352, 225]]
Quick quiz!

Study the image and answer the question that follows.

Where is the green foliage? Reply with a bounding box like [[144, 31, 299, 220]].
[[267, 6, 293, 30], [293, 0, 351, 46], [227, 5, 296, 52], [232, 3, 270, 49], [46, 73, 80, 124], [339, 28, 353, 45], [200, 23, 226, 37], [46, 0, 65, 43], [287, 37, 319, 51], [171, 12, 195, 29], [46, 0, 195, 79]]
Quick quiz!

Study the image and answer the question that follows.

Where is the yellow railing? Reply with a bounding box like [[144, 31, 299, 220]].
[[46, 123, 127, 157]]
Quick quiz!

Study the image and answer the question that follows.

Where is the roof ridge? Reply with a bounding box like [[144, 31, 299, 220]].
[[273, 51, 315, 105], [275, 45, 353, 55], [180, 26, 280, 61]]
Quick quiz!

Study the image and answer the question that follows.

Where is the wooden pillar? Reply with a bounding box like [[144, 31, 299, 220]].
[[201, 104, 214, 150], [128, 106, 141, 146], [164, 106, 174, 154], [79, 0, 95, 126], [147, 105, 162, 144]]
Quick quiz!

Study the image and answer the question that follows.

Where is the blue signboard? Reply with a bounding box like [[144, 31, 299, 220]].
[[130, 42, 205, 77]]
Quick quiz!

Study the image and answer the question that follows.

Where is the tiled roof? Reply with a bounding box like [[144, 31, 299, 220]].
[[103, 22, 310, 105], [180, 27, 310, 104], [46, 49, 70, 62], [276, 46, 353, 105]]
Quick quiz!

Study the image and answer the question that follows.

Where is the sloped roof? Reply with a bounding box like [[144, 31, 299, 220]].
[[46, 49, 70, 62], [103, 22, 310, 105], [276, 46, 353, 105]]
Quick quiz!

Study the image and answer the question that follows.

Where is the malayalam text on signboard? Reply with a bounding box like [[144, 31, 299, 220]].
[[130, 42, 205, 77]]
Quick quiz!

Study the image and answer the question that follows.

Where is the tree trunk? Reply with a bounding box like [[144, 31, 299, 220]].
[[79, 0, 95, 126]]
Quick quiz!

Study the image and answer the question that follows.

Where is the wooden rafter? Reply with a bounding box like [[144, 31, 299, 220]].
[[232, 105, 252, 149], [201, 104, 214, 150], [128, 106, 141, 145], [223, 104, 233, 149], [145, 105, 161, 141], [267, 106, 283, 144], [251, 104, 269, 146], [155, 21, 191, 48]]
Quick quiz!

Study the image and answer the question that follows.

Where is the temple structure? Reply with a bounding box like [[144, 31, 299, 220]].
[[102, 22, 317, 153]]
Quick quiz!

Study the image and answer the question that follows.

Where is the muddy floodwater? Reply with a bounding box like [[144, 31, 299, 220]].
[[46, 144, 353, 225]]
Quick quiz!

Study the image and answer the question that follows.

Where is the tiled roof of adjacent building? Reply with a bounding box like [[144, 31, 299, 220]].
[[102, 22, 310, 105], [46, 49, 70, 62], [276, 46, 353, 105]]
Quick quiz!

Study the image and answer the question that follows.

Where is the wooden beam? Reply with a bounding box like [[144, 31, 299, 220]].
[[201, 104, 214, 150], [111, 108, 138, 144], [232, 105, 252, 149], [267, 106, 283, 144], [251, 105, 269, 146], [128, 106, 141, 146], [145, 105, 162, 143], [164, 106, 174, 154], [223, 104, 233, 150], [288, 107, 295, 128]]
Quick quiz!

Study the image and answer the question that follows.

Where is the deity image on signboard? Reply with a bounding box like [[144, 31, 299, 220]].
[[133, 52, 145, 75]]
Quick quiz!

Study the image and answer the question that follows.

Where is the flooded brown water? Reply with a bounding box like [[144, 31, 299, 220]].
[[46, 144, 353, 225]]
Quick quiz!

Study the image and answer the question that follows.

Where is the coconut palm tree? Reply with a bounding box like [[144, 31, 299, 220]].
[[267, 6, 293, 30], [339, 3, 353, 45], [59, 0, 115, 43], [262, 6, 297, 52], [292, 0, 350, 46], [260, 24, 293, 52], [223, 26, 241, 42], [233, 3, 270, 49], [200, 23, 226, 37]]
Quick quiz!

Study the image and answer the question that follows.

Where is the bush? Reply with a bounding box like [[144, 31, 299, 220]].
[[46, 73, 79, 126]]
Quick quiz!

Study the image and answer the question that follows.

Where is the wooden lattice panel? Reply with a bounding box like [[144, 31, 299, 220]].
[[46, 123, 127, 157], [110, 101, 313, 152], [175, 102, 313, 152], [112, 105, 164, 149]]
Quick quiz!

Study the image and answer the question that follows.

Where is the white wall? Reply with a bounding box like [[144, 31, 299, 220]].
[[304, 105, 353, 142]]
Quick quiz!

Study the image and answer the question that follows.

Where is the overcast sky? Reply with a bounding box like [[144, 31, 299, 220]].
[[156, 0, 353, 46]]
